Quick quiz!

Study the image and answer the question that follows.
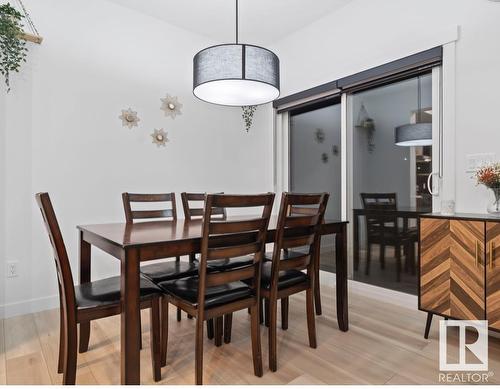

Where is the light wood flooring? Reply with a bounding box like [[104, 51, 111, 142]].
[[1, 283, 499, 385]]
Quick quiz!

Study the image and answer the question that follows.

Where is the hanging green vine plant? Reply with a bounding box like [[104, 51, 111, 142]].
[[241, 105, 257, 132], [0, 3, 28, 92]]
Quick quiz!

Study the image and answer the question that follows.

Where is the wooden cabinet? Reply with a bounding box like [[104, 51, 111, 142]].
[[487, 222, 500, 330], [419, 214, 500, 331]]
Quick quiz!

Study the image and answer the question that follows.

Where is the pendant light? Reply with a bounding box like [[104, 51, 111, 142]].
[[193, 0, 280, 106], [394, 76, 432, 146]]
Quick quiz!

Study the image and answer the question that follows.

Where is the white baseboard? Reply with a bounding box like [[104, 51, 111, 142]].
[[319, 270, 418, 310], [0, 272, 417, 319], [0, 294, 59, 319]]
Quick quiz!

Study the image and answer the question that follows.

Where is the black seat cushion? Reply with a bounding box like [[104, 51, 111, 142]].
[[259, 261, 308, 290], [158, 277, 252, 308], [206, 256, 254, 272], [263, 250, 308, 262], [75, 275, 161, 309], [140, 260, 198, 283]]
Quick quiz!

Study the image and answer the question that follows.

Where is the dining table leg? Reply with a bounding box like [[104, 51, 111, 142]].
[[78, 232, 91, 352], [353, 212, 359, 271], [335, 224, 349, 332], [121, 247, 141, 384]]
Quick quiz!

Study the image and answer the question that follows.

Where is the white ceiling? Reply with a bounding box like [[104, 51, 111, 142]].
[[108, 0, 353, 45]]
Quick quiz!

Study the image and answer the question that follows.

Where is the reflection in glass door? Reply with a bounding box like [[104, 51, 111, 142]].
[[349, 73, 433, 294], [289, 101, 342, 273]]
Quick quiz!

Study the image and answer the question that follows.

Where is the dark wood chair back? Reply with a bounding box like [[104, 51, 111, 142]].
[[269, 192, 329, 288], [122, 192, 177, 223], [35, 192, 77, 325], [360, 192, 397, 234], [181, 192, 226, 220], [198, 193, 275, 310]]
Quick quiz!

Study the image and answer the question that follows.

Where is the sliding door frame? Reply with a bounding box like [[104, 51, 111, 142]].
[[273, 43, 456, 280]]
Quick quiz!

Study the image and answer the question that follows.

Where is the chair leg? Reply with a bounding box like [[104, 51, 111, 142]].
[[177, 307, 182, 322], [281, 297, 289, 330], [57, 307, 65, 374], [314, 240, 322, 315], [250, 303, 263, 377], [150, 297, 161, 382], [410, 242, 416, 275], [306, 288, 317, 349], [224, 314, 232, 344], [195, 318, 204, 385], [161, 297, 168, 367], [424, 312, 433, 339], [78, 322, 90, 353], [214, 316, 223, 347], [187, 314, 193, 319], [264, 299, 270, 328], [139, 319, 143, 350], [314, 267, 322, 316], [395, 244, 402, 282], [62, 321, 78, 385], [259, 298, 264, 324], [380, 244, 386, 269], [268, 297, 278, 372], [365, 243, 372, 275], [206, 319, 214, 340]]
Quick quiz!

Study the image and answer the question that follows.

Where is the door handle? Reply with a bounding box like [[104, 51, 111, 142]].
[[475, 240, 480, 267], [490, 241, 495, 269], [427, 172, 439, 196]]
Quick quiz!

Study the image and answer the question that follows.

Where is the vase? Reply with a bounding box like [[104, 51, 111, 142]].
[[487, 187, 500, 214]]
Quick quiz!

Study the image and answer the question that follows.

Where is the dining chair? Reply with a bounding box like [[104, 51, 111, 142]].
[[122, 192, 198, 322], [360, 192, 417, 281], [159, 193, 275, 384], [181, 191, 253, 345], [262, 192, 328, 372], [286, 204, 325, 316], [35, 192, 162, 384]]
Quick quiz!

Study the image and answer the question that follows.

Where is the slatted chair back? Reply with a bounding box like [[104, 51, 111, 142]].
[[360, 192, 397, 234], [122, 192, 177, 223], [35, 193, 77, 327], [269, 193, 329, 290], [198, 193, 275, 312], [181, 192, 226, 220]]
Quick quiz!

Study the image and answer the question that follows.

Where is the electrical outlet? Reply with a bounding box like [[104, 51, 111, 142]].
[[466, 153, 496, 173], [6, 261, 18, 278]]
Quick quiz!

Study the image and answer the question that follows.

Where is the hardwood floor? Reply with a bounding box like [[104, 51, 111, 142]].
[[1, 283, 500, 385]]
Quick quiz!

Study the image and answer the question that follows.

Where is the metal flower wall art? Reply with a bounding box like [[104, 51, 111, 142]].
[[151, 128, 169, 147], [160, 94, 183, 118], [119, 108, 140, 129]]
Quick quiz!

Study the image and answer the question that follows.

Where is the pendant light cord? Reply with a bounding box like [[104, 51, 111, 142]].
[[235, 0, 239, 44]]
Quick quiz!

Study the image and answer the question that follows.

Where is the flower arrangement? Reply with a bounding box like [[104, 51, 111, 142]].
[[475, 162, 500, 189], [475, 162, 500, 214]]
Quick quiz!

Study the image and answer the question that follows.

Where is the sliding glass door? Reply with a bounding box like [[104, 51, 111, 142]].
[[349, 73, 433, 294], [278, 66, 441, 294], [289, 101, 342, 273]]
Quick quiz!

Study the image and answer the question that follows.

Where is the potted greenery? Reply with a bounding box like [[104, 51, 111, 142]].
[[0, 3, 28, 92], [242, 105, 257, 132]]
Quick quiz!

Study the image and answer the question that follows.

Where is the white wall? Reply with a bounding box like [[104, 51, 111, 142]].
[[270, 0, 500, 213], [1, 0, 273, 316]]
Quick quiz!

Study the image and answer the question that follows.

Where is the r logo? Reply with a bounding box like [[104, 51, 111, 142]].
[[439, 320, 488, 371]]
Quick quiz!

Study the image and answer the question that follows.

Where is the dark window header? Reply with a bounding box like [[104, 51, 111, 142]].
[[273, 46, 442, 110]]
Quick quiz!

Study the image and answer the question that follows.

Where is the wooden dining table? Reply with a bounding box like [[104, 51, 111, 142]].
[[77, 216, 349, 384]]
